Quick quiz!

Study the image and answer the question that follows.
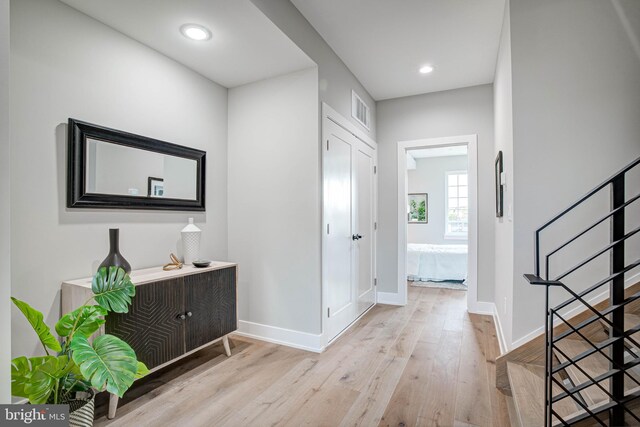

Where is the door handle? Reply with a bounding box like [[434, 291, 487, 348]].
[[186, 311, 193, 318], [177, 313, 186, 320], [352, 234, 363, 240]]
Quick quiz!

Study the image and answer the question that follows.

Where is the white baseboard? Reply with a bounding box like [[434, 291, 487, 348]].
[[236, 320, 324, 353], [492, 304, 508, 355], [376, 291, 405, 306], [468, 301, 495, 315], [511, 271, 640, 349]]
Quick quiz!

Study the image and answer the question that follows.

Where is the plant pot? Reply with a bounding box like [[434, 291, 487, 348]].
[[68, 390, 95, 427]]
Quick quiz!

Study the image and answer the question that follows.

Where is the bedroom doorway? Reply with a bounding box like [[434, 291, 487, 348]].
[[397, 135, 481, 312], [406, 146, 468, 291]]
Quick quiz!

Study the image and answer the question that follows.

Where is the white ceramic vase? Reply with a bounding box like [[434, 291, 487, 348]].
[[181, 218, 201, 265]]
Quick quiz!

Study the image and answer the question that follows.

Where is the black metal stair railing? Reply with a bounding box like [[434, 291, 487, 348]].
[[524, 156, 640, 426]]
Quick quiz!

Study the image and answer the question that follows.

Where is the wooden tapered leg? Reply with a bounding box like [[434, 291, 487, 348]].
[[222, 335, 231, 357], [108, 394, 119, 419]]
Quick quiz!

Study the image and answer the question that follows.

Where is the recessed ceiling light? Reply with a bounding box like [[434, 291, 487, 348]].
[[419, 65, 434, 74], [180, 24, 212, 41]]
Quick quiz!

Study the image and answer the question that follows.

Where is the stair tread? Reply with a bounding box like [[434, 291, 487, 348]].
[[555, 338, 640, 407], [625, 313, 640, 344], [596, 313, 640, 344], [555, 339, 611, 405], [552, 385, 640, 427], [508, 361, 578, 426]]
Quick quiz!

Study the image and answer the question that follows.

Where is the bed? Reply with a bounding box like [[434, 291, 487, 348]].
[[407, 243, 468, 282]]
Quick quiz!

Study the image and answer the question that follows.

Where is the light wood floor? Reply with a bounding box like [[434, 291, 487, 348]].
[[95, 286, 511, 427]]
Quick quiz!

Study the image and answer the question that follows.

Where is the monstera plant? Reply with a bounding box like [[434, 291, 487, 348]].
[[10, 266, 148, 412]]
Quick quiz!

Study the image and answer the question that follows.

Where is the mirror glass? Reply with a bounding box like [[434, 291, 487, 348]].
[[85, 138, 198, 201], [68, 118, 206, 211]]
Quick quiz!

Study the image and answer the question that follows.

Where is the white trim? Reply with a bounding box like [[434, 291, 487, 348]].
[[444, 169, 469, 240], [236, 320, 325, 353], [397, 135, 479, 310], [324, 103, 377, 149], [376, 291, 405, 306], [327, 302, 377, 345], [321, 102, 378, 349], [510, 271, 640, 349], [468, 300, 495, 315], [492, 303, 508, 355]]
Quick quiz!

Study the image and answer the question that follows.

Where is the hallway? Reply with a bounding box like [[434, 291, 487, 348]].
[[95, 286, 509, 426]]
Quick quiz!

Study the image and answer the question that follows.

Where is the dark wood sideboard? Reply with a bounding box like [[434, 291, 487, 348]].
[[62, 262, 237, 419]]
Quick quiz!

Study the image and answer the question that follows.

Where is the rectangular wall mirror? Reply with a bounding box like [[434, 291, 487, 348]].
[[67, 119, 206, 210]]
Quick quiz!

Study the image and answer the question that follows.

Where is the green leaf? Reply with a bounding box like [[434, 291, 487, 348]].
[[10, 357, 31, 398], [10, 356, 49, 398], [56, 305, 107, 338], [61, 370, 91, 399], [91, 267, 135, 313], [11, 297, 62, 353], [70, 334, 138, 398], [23, 356, 70, 404], [135, 361, 149, 379]]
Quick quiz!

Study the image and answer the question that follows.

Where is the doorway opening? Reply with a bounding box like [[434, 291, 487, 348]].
[[407, 145, 468, 291], [397, 135, 481, 312]]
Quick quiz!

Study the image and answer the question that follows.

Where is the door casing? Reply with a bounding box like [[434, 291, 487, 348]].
[[321, 103, 378, 347]]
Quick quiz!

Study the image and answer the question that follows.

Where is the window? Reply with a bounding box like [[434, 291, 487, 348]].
[[445, 171, 468, 238]]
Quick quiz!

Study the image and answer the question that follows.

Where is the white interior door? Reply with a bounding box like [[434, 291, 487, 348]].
[[324, 121, 357, 341], [324, 119, 376, 342], [355, 146, 375, 315]]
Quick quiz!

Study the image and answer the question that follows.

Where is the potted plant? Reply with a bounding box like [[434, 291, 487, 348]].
[[10, 266, 148, 426]]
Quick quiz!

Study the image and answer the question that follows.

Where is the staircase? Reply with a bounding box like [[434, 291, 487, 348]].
[[498, 156, 640, 426]]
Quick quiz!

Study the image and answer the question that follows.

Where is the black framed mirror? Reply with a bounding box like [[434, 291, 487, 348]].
[[67, 118, 206, 211]]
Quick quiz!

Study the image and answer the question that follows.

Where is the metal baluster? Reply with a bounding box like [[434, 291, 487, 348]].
[[548, 305, 554, 427], [610, 175, 625, 426]]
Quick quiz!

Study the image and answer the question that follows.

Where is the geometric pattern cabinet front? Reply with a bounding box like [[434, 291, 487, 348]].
[[185, 267, 237, 352], [105, 277, 185, 370], [104, 267, 237, 370]]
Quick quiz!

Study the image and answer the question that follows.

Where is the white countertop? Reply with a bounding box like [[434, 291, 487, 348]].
[[62, 261, 237, 289]]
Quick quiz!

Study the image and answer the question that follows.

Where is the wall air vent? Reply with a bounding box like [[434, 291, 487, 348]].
[[351, 90, 371, 130]]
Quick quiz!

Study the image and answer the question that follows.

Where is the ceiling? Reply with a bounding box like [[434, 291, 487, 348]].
[[408, 146, 467, 159], [60, 0, 315, 88], [291, 0, 505, 100]]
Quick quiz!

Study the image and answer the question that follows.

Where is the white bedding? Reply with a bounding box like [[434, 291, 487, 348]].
[[407, 243, 468, 282]]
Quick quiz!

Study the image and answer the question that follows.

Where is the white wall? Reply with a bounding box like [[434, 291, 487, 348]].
[[228, 67, 320, 335], [10, 0, 228, 358], [407, 155, 468, 245], [0, 0, 10, 404], [89, 142, 197, 200], [91, 142, 164, 196], [376, 84, 495, 302], [164, 156, 197, 200], [249, 0, 376, 140], [507, 0, 640, 345], [493, 0, 515, 349]]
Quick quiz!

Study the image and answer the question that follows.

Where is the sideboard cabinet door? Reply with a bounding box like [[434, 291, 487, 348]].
[[185, 267, 236, 352], [105, 278, 185, 370]]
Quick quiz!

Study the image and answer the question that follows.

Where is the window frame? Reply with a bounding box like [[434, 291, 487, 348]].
[[444, 170, 469, 240]]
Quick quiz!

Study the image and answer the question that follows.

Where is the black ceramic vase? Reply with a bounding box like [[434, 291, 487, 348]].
[[99, 228, 132, 274]]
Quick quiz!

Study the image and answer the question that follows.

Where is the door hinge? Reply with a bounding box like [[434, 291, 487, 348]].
[[374, 278, 377, 287], [374, 165, 377, 174], [327, 224, 330, 234], [374, 222, 377, 230], [326, 139, 329, 150], [327, 307, 330, 317]]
